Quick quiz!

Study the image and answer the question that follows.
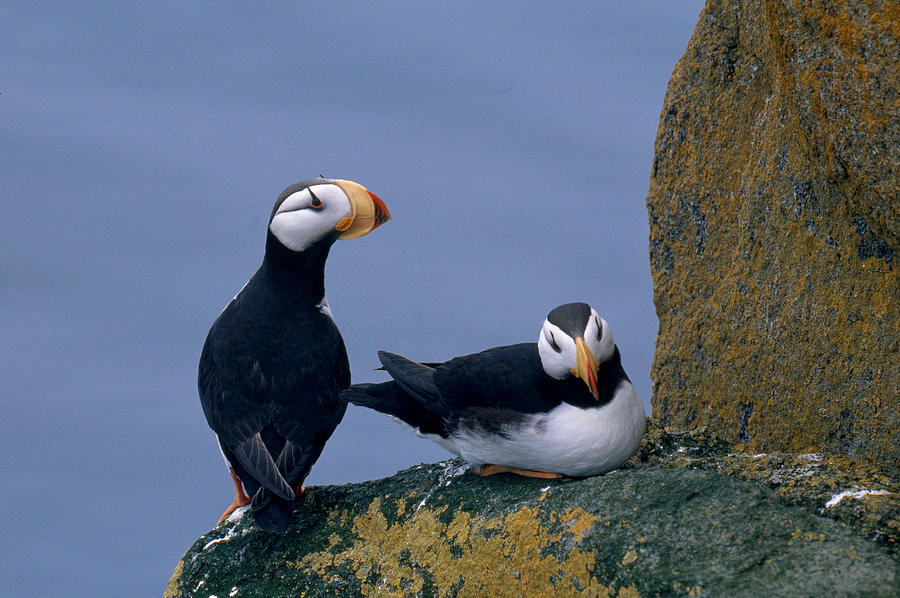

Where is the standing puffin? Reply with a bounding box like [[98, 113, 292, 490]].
[[343, 303, 645, 478], [199, 177, 389, 531]]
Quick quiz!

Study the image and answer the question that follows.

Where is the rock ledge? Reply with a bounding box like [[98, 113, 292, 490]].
[[166, 422, 898, 598]]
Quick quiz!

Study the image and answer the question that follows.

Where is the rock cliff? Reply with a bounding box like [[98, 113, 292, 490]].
[[166, 422, 899, 597], [647, 0, 900, 465]]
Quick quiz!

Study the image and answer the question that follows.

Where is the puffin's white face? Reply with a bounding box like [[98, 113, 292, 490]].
[[269, 183, 353, 252], [538, 305, 615, 398]]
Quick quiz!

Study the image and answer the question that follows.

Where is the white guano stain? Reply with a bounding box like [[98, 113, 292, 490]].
[[825, 489, 892, 508], [203, 511, 251, 551]]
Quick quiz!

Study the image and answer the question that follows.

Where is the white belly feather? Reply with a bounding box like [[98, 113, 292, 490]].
[[447, 381, 646, 477]]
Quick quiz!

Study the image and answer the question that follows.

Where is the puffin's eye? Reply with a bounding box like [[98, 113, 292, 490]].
[[549, 331, 561, 353], [596, 318, 602, 341], [309, 190, 323, 209]]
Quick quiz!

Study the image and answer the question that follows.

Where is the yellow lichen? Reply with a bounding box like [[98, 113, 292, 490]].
[[289, 497, 640, 597], [791, 528, 827, 542], [163, 559, 183, 598], [620, 551, 638, 566]]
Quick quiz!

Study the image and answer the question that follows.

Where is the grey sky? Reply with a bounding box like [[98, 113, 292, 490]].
[[2, 3, 703, 596]]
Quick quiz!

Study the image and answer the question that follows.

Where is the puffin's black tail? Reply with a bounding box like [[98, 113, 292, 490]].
[[343, 382, 447, 437], [223, 438, 294, 532], [250, 490, 293, 532]]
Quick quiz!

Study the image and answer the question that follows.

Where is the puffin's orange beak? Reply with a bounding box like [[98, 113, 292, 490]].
[[332, 179, 391, 239], [572, 337, 600, 400]]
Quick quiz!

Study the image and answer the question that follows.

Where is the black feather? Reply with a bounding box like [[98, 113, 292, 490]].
[[546, 302, 592, 337], [343, 382, 448, 437], [250, 495, 294, 532], [231, 433, 294, 500], [377, 352, 442, 408]]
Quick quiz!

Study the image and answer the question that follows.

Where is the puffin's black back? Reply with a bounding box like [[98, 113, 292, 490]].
[[434, 343, 626, 412], [199, 235, 350, 532]]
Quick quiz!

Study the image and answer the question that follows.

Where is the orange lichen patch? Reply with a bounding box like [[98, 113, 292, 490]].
[[648, 0, 900, 466], [290, 498, 638, 598], [875, 3, 900, 40]]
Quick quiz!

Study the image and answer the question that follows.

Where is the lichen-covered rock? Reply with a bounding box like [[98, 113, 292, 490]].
[[647, 0, 900, 465], [166, 424, 899, 597]]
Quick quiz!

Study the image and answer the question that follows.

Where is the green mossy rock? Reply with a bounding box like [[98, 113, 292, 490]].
[[166, 422, 898, 597], [647, 0, 900, 464]]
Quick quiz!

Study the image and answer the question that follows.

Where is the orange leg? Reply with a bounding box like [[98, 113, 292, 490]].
[[471, 464, 562, 479], [218, 468, 251, 522]]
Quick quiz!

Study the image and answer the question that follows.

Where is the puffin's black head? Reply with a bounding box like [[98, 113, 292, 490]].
[[537, 302, 615, 399], [267, 177, 390, 254], [546, 303, 593, 338]]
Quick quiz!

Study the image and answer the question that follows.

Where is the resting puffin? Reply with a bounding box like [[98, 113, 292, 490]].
[[343, 303, 645, 478], [199, 177, 389, 531]]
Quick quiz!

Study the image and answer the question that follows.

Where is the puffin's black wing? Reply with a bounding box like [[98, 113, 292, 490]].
[[376, 352, 446, 415], [198, 313, 296, 502], [431, 343, 562, 415], [377, 344, 563, 416]]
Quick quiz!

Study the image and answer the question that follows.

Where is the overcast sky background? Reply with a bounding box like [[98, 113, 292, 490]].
[[2, 3, 703, 596]]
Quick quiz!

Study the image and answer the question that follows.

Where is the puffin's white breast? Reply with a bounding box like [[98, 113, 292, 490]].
[[450, 381, 646, 477]]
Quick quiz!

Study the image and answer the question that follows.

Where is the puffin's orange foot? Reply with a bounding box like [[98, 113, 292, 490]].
[[218, 468, 251, 522], [295, 483, 317, 504], [218, 500, 244, 522], [471, 464, 562, 479]]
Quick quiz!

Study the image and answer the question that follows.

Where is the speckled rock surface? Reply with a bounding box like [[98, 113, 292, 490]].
[[166, 423, 898, 598], [629, 420, 900, 553], [647, 0, 900, 465]]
